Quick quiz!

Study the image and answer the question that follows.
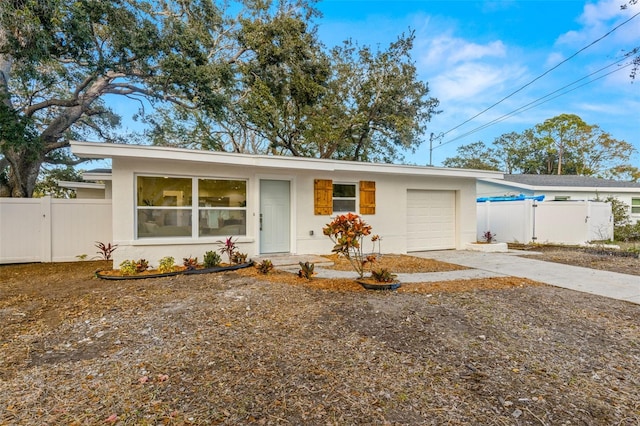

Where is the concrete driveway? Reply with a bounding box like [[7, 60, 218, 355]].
[[416, 250, 640, 305]]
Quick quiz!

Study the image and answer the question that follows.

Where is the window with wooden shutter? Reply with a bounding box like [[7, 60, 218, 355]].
[[359, 181, 376, 214], [314, 179, 333, 215]]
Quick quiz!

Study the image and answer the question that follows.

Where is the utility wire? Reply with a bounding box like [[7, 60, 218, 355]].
[[436, 58, 633, 148], [440, 9, 640, 137]]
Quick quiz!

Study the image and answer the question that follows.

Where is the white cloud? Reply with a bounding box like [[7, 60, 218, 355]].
[[430, 62, 526, 101], [556, 0, 640, 47], [420, 35, 507, 68]]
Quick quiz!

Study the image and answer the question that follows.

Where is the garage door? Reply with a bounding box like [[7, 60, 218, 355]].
[[407, 190, 456, 251]]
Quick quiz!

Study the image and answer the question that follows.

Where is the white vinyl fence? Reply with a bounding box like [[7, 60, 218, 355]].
[[477, 200, 613, 245], [0, 197, 112, 264]]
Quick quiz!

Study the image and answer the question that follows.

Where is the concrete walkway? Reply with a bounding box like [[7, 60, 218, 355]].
[[255, 251, 640, 305], [414, 250, 640, 305]]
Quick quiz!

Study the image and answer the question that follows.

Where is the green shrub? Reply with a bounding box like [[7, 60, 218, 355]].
[[203, 250, 222, 268], [119, 260, 137, 276], [158, 256, 176, 274]]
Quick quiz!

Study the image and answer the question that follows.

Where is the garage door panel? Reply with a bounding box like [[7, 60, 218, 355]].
[[407, 190, 456, 251]]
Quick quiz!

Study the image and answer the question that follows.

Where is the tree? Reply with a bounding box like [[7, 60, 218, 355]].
[[147, 31, 440, 163], [444, 114, 639, 179], [442, 141, 500, 170], [534, 114, 591, 175], [33, 165, 84, 198], [309, 34, 440, 162], [0, 0, 318, 197]]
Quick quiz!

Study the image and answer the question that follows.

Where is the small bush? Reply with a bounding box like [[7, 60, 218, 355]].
[[135, 259, 149, 273], [614, 221, 640, 242], [183, 257, 198, 270], [217, 236, 238, 264], [119, 260, 137, 276], [371, 268, 397, 283], [298, 261, 315, 280], [232, 251, 248, 264], [158, 256, 175, 274], [256, 259, 274, 274], [482, 231, 496, 243], [203, 250, 222, 268], [95, 241, 118, 260]]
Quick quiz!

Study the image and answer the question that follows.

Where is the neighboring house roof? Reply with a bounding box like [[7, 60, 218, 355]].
[[83, 168, 113, 181], [502, 174, 640, 189], [70, 141, 504, 179], [480, 174, 640, 194]]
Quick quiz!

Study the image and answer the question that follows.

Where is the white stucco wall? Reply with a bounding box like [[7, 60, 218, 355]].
[[108, 157, 480, 266]]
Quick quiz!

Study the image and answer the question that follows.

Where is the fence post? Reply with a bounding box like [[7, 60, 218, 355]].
[[40, 196, 52, 262]]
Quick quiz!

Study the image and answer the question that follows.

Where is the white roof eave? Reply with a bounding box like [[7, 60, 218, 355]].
[[71, 141, 504, 180], [479, 178, 640, 193]]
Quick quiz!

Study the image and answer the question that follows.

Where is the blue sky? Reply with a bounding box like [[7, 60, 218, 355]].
[[314, 0, 640, 166]]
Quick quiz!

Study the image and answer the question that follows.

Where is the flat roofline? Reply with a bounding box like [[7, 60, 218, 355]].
[[71, 141, 504, 180]]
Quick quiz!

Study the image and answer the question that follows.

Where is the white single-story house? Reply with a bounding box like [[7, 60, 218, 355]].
[[478, 174, 640, 223], [70, 141, 502, 265]]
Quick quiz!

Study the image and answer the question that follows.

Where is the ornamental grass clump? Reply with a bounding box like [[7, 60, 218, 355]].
[[323, 213, 377, 279]]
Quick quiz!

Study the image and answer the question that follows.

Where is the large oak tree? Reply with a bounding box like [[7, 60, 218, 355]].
[[0, 0, 317, 197]]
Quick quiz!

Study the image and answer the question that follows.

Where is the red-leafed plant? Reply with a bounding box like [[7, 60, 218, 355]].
[[323, 213, 378, 278]]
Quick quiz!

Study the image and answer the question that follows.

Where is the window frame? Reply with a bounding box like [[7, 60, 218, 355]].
[[631, 197, 640, 215], [135, 175, 248, 239], [332, 182, 358, 213]]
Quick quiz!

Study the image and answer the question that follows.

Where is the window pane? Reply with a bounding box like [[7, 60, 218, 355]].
[[632, 198, 640, 206], [199, 210, 246, 236], [138, 209, 192, 237], [199, 179, 246, 207], [137, 177, 192, 207], [333, 184, 356, 198], [333, 199, 356, 212]]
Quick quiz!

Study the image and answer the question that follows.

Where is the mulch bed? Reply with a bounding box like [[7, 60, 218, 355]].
[[1, 254, 639, 425]]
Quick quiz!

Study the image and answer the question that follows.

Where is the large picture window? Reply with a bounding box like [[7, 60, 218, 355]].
[[136, 176, 246, 238], [198, 179, 246, 237]]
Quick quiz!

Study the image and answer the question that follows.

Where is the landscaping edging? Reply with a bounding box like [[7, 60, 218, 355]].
[[356, 279, 401, 291], [95, 261, 254, 280]]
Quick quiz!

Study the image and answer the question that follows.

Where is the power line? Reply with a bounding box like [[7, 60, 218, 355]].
[[436, 58, 633, 148], [440, 9, 640, 137]]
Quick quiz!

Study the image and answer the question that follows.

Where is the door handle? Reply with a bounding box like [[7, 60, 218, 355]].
[[260, 213, 263, 231]]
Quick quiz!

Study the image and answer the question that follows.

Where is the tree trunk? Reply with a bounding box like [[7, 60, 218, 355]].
[[0, 146, 44, 197]]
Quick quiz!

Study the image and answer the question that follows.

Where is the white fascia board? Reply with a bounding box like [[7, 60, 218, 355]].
[[479, 177, 640, 193], [533, 186, 640, 193], [82, 172, 113, 181], [479, 178, 535, 191], [71, 141, 503, 179], [57, 180, 106, 190]]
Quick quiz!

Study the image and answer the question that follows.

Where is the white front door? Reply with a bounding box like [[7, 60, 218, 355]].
[[260, 180, 291, 254]]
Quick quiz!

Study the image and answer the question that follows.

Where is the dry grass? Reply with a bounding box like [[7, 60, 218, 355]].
[[1, 254, 639, 425]]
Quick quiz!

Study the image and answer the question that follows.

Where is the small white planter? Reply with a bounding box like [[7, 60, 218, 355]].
[[465, 242, 509, 253]]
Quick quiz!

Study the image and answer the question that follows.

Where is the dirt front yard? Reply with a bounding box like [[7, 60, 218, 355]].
[[1, 251, 639, 425]]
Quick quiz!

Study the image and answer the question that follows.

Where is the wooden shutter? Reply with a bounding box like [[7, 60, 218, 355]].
[[359, 181, 376, 215], [314, 179, 333, 215]]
